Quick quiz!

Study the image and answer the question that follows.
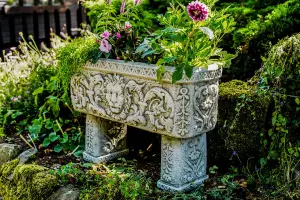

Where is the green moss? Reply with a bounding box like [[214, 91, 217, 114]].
[[208, 80, 270, 164], [0, 159, 58, 200]]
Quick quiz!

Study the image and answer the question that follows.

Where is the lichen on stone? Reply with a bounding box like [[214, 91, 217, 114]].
[[0, 159, 58, 200]]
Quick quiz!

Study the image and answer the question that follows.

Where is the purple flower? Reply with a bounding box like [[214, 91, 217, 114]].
[[100, 39, 112, 53], [107, 0, 111, 4], [120, 0, 126, 14], [101, 30, 111, 39], [116, 33, 121, 39], [233, 151, 237, 156], [187, 1, 209, 21]]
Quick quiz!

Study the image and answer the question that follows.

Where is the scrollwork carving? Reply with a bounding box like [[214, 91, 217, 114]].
[[181, 135, 206, 183], [71, 73, 175, 133], [144, 88, 175, 132], [161, 137, 174, 182], [193, 84, 218, 133]]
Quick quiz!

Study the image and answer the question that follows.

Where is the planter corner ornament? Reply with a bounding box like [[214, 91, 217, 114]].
[[70, 59, 222, 192]]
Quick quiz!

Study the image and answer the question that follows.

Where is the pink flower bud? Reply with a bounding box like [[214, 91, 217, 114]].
[[116, 33, 121, 39]]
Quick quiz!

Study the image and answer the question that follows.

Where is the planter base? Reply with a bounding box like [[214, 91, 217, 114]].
[[83, 149, 129, 163], [157, 175, 208, 192]]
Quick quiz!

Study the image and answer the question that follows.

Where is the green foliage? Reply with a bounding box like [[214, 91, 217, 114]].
[[57, 35, 99, 93], [208, 80, 270, 163], [0, 33, 85, 155], [83, 0, 157, 35], [138, 2, 236, 83], [216, 0, 300, 80], [52, 160, 153, 200], [257, 33, 300, 162]]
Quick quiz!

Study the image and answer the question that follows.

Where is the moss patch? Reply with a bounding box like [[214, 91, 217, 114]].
[[0, 159, 58, 200], [208, 80, 270, 166]]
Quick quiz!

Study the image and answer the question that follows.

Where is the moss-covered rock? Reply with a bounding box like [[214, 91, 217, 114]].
[[207, 80, 270, 166], [0, 159, 58, 200]]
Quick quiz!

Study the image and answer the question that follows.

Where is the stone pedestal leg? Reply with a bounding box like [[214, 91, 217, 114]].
[[83, 114, 129, 163], [157, 133, 208, 192]]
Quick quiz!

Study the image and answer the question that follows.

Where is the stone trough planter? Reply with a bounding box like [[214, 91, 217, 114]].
[[70, 59, 222, 192]]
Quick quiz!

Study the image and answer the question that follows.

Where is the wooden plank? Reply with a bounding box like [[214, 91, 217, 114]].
[[33, 11, 39, 44], [8, 15, 16, 45], [4, 4, 70, 14], [44, 10, 50, 46], [54, 9, 60, 35], [65, 8, 71, 36]]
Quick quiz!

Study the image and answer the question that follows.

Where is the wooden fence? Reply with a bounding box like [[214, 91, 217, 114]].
[[0, 0, 88, 59]]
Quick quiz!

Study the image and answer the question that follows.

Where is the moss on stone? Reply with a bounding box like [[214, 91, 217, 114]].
[[0, 159, 58, 200], [208, 80, 270, 165]]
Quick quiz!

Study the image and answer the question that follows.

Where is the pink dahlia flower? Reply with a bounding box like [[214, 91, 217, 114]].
[[100, 39, 112, 53], [187, 1, 209, 21], [101, 30, 111, 39]]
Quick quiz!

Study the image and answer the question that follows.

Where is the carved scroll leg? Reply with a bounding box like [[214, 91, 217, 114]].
[[83, 114, 129, 163], [157, 133, 208, 192]]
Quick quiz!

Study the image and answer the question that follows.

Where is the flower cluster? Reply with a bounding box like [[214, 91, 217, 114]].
[[187, 1, 209, 21], [98, 21, 133, 54]]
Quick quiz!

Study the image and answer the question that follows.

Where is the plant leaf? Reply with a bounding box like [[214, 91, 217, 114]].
[[199, 27, 214, 40]]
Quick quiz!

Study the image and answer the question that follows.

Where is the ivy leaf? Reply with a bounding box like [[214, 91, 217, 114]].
[[59, 133, 69, 144], [54, 144, 62, 153], [29, 124, 42, 136], [11, 111, 23, 119], [49, 132, 59, 142], [199, 27, 214, 40], [45, 120, 53, 130], [43, 138, 51, 147], [73, 150, 84, 158]]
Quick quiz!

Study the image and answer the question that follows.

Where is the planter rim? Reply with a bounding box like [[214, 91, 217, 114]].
[[84, 58, 222, 84]]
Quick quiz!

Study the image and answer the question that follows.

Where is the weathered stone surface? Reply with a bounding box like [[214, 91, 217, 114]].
[[71, 59, 221, 139], [48, 184, 80, 200], [0, 143, 21, 166], [71, 59, 221, 192], [17, 148, 38, 164]]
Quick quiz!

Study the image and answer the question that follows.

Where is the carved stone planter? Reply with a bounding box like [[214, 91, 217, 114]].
[[70, 59, 222, 192]]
